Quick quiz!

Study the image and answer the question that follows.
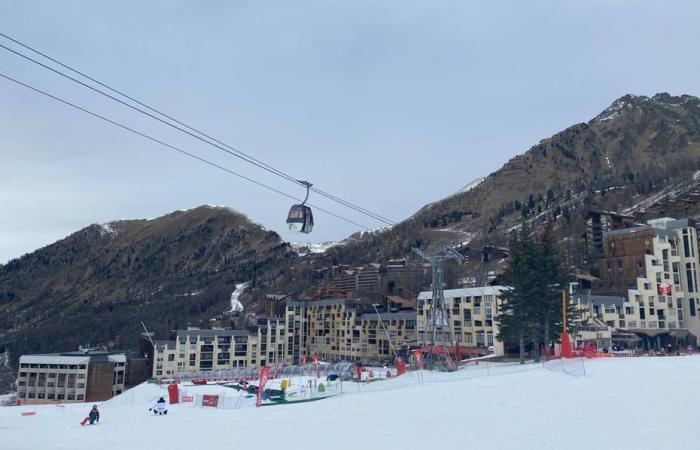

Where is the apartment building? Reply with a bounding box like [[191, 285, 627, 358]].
[[581, 218, 700, 349], [288, 298, 416, 362], [152, 329, 258, 377], [585, 209, 635, 259], [16, 350, 146, 405], [256, 318, 288, 366], [417, 286, 506, 356], [153, 297, 418, 378], [329, 264, 382, 294]]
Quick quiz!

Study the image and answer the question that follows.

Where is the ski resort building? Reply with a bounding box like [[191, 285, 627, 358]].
[[284, 298, 416, 363], [16, 350, 147, 405], [585, 209, 635, 260], [579, 217, 700, 350], [417, 286, 506, 356], [153, 329, 259, 377], [152, 297, 418, 379]]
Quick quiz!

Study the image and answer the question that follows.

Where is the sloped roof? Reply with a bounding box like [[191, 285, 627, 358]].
[[385, 295, 417, 308]]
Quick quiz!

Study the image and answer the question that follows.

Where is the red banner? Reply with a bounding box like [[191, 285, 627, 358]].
[[395, 356, 407, 376], [181, 395, 193, 403], [312, 353, 320, 379], [658, 283, 672, 295], [353, 366, 362, 381], [201, 394, 219, 408], [256, 366, 271, 408]]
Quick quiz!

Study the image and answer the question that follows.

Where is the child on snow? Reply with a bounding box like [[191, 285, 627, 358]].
[[149, 397, 168, 415], [88, 405, 100, 424]]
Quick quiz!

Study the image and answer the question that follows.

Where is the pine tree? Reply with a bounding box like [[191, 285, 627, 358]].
[[497, 224, 539, 364], [537, 223, 571, 358], [497, 223, 571, 363]]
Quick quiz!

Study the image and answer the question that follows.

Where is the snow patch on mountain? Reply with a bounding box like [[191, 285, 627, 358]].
[[411, 176, 487, 220], [356, 225, 393, 238], [290, 242, 340, 256], [459, 177, 486, 194], [229, 283, 248, 313], [97, 222, 118, 237]]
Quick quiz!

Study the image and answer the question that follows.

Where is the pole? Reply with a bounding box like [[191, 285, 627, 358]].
[[372, 304, 398, 359], [562, 290, 567, 331]]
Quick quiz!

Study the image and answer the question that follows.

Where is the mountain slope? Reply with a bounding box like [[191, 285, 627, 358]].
[[324, 93, 700, 265], [0, 206, 295, 364]]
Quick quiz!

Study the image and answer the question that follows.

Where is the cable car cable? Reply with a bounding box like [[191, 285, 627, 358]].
[[0, 38, 392, 225], [0, 71, 370, 230], [0, 33, 396, 226]]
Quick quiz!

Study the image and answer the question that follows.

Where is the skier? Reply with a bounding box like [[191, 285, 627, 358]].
[[149, 397, 168, 415], [81, 405, 100, 425]]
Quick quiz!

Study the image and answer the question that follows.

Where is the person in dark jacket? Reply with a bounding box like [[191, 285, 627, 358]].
[[88, 405, 100, 424]]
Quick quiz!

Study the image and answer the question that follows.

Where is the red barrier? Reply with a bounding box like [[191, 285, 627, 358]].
[[21, 411, 36, 416], [560, 332, 573, 358], [395, 356, 407, 376], [202, 394, 219, 408], [168, 383, 179, 404]]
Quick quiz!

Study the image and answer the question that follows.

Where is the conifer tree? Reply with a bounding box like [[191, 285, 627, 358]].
[[497, 223, 571, 363], [497, 224, 539, 364], [537, 223, 572, 358]]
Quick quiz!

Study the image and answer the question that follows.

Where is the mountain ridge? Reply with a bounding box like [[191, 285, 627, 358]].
[[3, 92, 700, 393]]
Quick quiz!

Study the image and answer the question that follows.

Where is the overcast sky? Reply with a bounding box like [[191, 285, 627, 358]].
[[2, 0, 700, 263]]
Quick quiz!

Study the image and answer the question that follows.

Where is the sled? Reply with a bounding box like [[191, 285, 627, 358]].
[[80, 417, 89, 426]]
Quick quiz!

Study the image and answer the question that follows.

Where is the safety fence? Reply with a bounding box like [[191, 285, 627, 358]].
[[172, 362, 357, 383], [348, 359, 542, 396], [542, 357, 587, 377]]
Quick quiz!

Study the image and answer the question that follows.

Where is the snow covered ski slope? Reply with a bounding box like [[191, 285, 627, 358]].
[[1, 356, 697, 450]]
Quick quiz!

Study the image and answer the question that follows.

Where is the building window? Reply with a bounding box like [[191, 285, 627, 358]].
[[686, 263, 696, 293]]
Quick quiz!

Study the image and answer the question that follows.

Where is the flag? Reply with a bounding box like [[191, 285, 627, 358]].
[[395, 356, 407, 376], [256, 367, 271, 408], [312, 353, 320, 379]]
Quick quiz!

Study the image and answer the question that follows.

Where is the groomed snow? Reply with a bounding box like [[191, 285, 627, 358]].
[[1, 356, 697, 450]]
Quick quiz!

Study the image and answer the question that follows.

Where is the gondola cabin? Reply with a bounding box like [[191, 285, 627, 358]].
[[287, 204, 314, 233]]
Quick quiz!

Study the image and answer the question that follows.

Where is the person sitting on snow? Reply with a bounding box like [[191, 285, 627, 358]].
[[149, 397, 168, 415], [88, 405, 100, 424]]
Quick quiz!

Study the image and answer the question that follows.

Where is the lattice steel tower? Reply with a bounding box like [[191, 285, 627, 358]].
[[412, 246, 465, 353]]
